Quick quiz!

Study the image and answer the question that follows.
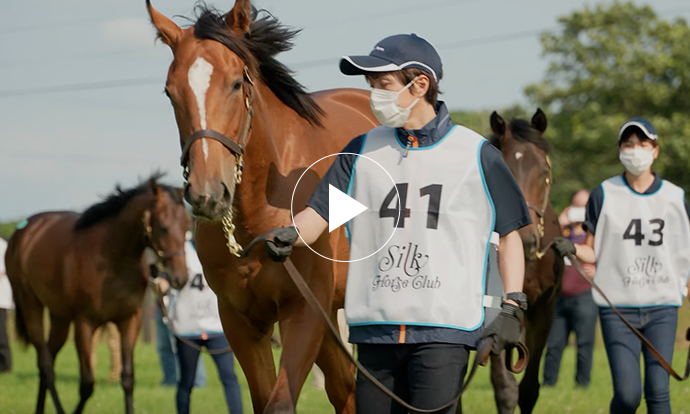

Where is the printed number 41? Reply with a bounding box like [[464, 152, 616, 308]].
[[623, 218, 664, 246], [380, 183, 442, 229]]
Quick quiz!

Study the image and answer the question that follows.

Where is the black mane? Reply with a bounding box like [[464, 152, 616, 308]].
[[489, 119, 551, 153], [191, 4, 324, 126], [74, 172, 181, 230]]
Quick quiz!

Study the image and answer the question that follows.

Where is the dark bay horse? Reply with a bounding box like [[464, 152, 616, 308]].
[[5, 175, 190, 414], [488, 109, 564, 414], [147, 0, 377, 412]]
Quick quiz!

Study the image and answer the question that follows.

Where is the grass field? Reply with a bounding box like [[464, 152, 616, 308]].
[[1, 308, 689, 414]]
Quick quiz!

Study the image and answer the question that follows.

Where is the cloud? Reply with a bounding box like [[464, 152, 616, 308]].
[[100, 17, 156, 49]]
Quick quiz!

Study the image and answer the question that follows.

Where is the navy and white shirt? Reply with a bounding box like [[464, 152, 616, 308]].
[[306, 102, 531, 346]]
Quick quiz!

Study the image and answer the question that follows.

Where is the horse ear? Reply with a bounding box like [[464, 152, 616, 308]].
[[146, 0, 183, 50], [532, 108, 548, 133], [148, 178, 161, 197], [226, 0, 252, 35], [490, 111, 506, 137]]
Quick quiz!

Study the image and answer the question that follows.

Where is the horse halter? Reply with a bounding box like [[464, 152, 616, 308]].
[[143, 210, 185, 272], [527, 154, 552, 260], [179, 65, 256, 185], [178, 66, 256, 258]]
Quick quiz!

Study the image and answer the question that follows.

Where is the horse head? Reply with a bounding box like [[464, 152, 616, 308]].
[[147, 0, 257, 220], [145, 178, 190, 289], [490, 109, 553, 261]]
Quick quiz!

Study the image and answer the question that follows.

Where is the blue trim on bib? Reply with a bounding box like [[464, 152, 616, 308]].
[[344, 134, 367, 242], [475, 138, 496, 330], [620, 174, 664, 196], [394, 125, 457, 151], [176, 330, 225, 338], [348, 320, 481, 331]]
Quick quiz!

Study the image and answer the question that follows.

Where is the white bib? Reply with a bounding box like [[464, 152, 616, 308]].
[[171, 241, 224, 336], [345, 125, 494, 330], [593, 176, 690, 307]]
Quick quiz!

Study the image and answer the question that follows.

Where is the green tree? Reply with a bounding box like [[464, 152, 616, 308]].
[[525, 1, 690, 210]]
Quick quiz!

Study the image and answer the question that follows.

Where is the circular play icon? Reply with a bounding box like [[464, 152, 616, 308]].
[[290, 153, 400, 263]]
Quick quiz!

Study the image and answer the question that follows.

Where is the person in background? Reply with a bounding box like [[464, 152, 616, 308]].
[[90, 322, 121, 382], [552, 118, 690, 414], [0, 236, 12, 373], [152, 262, 207, 388], [172, 230, 243, 414], [543, 189, 598, 388]]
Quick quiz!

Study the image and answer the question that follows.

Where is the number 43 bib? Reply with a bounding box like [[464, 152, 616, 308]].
[[594, 176, 690, 307], [345, 125, 494, 330]]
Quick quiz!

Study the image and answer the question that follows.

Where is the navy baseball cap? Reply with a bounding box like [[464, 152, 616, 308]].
[[339, 34, 443, 82], [618, 117, 658, 141]]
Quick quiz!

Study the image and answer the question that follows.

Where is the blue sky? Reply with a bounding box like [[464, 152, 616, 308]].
[[1, 0, 688, 220]]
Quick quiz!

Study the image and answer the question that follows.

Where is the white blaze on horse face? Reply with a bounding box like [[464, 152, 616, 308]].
[[188, 57, 214, 161], [515, 152, 523, 160]]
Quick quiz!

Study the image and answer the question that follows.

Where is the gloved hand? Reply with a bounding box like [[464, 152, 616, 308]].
[[264, 226, 299, 262], [552, 236, 576, 257], [483, 302, 523, 355]]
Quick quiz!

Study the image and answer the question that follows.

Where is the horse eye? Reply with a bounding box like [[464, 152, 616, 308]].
[[231, 79, 242, 92]]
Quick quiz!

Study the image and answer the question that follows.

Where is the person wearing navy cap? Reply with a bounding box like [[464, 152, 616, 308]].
[[256, 34, 532, 412], [553, 118, 690, 414]]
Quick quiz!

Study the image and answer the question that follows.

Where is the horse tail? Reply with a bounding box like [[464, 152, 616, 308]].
[[5, 228, 29, 347], [13, 300, 29, 347]]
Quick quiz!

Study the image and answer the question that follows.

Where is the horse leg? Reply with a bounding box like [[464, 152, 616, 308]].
[[72, 319, 96, 414], [218, 300, 277, 413], [117, 310, 143, 414], [518, 301, 557, 414], [266, 290, 331, 414], [489, 353, 519, 414], [20, 295, 66, 414], [314, 309, 355, 414]]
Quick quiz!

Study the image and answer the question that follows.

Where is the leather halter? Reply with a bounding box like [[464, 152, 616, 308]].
[[528, 154, 553, 260], [179, 66, 256, 184], [143, 210, 185, 272]]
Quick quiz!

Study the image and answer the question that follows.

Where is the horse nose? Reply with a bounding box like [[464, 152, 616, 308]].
[[184, 178, 232, 215]]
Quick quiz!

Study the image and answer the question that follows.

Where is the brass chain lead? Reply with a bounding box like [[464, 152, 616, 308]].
[[222, 210, 242, 257]]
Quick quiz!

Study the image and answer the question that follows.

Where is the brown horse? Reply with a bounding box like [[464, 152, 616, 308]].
[[5, 175, 189, 414], [146, 0, 377, 412], [488, 109, 564, 414]]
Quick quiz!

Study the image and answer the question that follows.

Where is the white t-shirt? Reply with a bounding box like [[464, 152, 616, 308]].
[[0, 238, 13, 309]]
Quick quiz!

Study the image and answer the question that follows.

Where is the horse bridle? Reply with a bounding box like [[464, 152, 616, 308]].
[[178, 66, 256, 257], [143, 210, 185, 272], [527, 154, 553, 260]]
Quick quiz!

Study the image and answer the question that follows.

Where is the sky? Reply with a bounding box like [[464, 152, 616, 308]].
[[1, 0, 689, 220]]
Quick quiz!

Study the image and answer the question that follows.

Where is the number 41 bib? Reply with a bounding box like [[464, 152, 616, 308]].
[[593, 176, 690, 307], [345, 125, 494, 330]]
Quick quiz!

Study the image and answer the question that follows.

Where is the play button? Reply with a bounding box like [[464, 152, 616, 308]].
[[290, 152, 399, 263], [328, 185, 368, 233]]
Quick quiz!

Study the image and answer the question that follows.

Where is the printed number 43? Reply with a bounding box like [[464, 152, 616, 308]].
[[623, 218, 664, 246]]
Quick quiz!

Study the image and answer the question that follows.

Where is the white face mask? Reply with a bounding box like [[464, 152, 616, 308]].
[[619, 148, 654, 176], [567, 206, 586, 223], [369, 76, 420, 128]]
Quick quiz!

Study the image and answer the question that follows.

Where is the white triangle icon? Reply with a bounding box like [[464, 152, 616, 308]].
[[328, 184, 368, 233]]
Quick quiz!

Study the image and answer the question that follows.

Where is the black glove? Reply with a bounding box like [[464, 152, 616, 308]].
[[483, 302, 523, 355], [264, 226, 299, 262], [552, 236, 576, 257]]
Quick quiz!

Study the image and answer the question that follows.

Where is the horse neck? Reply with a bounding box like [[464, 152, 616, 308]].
[[234, 82, 302, 223], [104, 194, 151, 267]]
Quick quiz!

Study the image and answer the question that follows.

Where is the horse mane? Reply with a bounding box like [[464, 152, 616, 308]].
[[74, 172, 181, 231], [190, 3, 325, 126], [489, 118, 552, 153]]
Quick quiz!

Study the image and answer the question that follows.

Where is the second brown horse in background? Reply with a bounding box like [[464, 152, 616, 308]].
[[5, 174, 190, 414], [487, 109, 564, 414]]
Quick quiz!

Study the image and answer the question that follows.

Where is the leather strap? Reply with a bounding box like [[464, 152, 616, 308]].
[[240, 236, 528, 412], [566, 253, 690, 381], [180, 129, 245, 166]]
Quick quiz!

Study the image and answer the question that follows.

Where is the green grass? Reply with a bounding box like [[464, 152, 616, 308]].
[[2, 341, 690, 414], [2, 303, 690, 413]]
